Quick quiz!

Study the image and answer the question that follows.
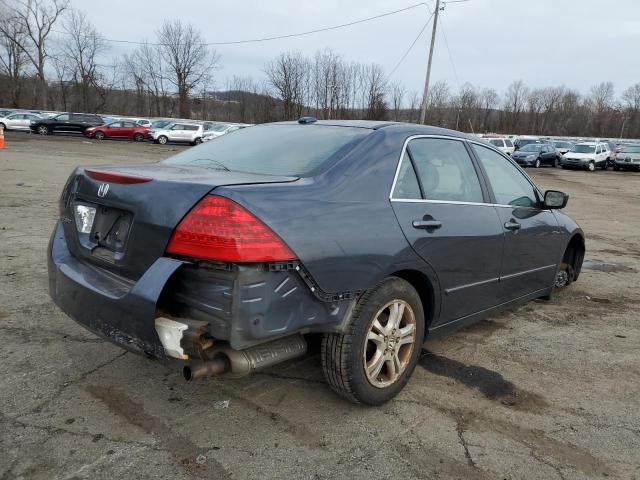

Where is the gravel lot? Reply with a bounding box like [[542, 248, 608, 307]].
[[1, 131, 639, 480]]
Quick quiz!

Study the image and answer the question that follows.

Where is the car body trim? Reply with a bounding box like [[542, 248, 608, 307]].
[[499, 264, 557, 282], [444, 276, 500, 295]]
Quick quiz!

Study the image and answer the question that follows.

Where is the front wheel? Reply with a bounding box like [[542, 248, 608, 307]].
[[0, 123, 5, 131], [157, 135, 168, 145], [613, 165, 620, 171], [321, 277, 425, 405], [587, 161, 595, 172], [94, 131, 105, 140], [534, 158, 541, 168], [554, 156, 559, 168]]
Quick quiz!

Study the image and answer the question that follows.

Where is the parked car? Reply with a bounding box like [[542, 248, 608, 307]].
[[48, 119, 585, 405], [149, 119, 173, 130], [30, 112, 104, 135], [613, 144, 640, 171], [552, 140, 574, 155], [202, 123, 249, 142], [0, 112, 41, 131], [485, 137, 514, 156], [511, 142, 560, 168], [85, 121, 150, 142], [513, 136, 541, 151], [149, 122, 204, 145], [603, 140, 617, 166], [0, 108, 15, 117], [561, 142, 610, 171]]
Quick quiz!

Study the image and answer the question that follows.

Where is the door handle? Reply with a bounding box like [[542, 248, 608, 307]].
[[412, 220, 442, 230], [504, 220, 521, 231]]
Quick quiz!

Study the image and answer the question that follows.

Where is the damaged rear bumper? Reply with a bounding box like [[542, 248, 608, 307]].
[[47, 222, 354, 359]]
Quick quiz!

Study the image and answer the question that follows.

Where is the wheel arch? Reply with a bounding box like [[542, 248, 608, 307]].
[[563, 232, 585, 281], [389, 269, 436, 338]]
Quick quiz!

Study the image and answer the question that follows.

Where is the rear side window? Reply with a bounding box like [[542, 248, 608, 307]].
[[392, 157, 422, 199], [406, 138, 484, 203], [472, 144, 539, 208], [505, 139, 513, 147], [184, 125, 199, 131], [164, 124, 371, 176], [489, 139, 504, 147]]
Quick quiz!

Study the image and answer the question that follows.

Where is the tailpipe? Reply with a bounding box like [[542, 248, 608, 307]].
[[183, 356, 230, 381], [183, 334, 307, 381]]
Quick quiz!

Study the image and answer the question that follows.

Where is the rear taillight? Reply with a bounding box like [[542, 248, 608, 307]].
[[166, 195, 297, 263], [85, 169, 153, 184]]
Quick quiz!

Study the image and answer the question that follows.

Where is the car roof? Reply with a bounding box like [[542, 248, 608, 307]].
[[272, 120, 480, 141]]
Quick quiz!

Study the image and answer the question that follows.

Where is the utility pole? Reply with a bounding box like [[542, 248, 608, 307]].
[[419, 0, 442, 124]]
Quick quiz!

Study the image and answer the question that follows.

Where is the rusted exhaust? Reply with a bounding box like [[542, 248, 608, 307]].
[[183, 335, 307, 381], [183, 356, 230, 381]]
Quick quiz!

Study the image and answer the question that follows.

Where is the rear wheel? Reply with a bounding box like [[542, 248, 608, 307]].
[[94, 131, 105, 140], [157, 135, 168, 145], [601, 159, 609, 170], [37, 125, 49, 135], [133, 133, 144, 142], [192, 137, 202, 145], [321, 277, 425, 405]]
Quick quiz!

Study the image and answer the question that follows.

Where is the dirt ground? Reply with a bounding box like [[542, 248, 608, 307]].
[[1, 130, 639, 480]]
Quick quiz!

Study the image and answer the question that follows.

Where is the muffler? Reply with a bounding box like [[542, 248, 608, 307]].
[[183, 334, 307, 381]]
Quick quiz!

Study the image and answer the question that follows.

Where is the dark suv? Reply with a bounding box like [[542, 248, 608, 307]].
[[30, 113, 104, 135]]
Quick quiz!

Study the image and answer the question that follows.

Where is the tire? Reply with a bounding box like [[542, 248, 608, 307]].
[[613, 165, 620, 171], [534, 158, 541, 168], [157, 135, 168, 145], [192, 137, 202, 145], [587, 161, 595, 172], [561, 165, 567, 169], [0, 123, 5, 130], [94, 131, 105, 140], [601, 159, 609, 170], [37, 125, 49, 135], [133, 133, 144, 142], [554, 262, 574, 290], [321, 277, 425, 405], [554, 156, 559, 168]]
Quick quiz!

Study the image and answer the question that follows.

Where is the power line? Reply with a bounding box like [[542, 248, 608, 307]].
[[49, 3, 431, 47], [386, 12, 435, 81], [438, 16, 461, 90]]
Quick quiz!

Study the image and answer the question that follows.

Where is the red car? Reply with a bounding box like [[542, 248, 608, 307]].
[[85, 121, 149, 142]]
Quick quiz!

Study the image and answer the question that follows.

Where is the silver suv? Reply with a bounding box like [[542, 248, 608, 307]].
[[150, 123, 204, 145]]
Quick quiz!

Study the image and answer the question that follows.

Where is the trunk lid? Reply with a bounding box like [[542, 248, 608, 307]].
[[60, 163, 298, 279]]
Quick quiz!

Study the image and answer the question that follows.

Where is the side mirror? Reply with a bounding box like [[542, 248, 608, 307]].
[[544, 190, 568, 209]]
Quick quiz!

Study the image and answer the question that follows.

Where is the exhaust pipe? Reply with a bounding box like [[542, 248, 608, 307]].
[[183, 334, 307, 381]]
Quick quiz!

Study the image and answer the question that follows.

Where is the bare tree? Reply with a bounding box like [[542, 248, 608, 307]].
[[363, 63, 387, 120], [503, 79, 528, 131], [156, 20, 219, 118], [0, 0, 69, 108], [389, 81, 405, 121], [61, 8, 106, 112], [0, 7, 27, 107], [265, 51, 309, 119]]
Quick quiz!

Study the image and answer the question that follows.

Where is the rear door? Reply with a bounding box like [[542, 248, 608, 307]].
[[470, 143, 564, 301], [121, 121, 137, 138], [391, 136, 504, 325]]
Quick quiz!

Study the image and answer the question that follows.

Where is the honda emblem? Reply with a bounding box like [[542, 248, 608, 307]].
[[97, 183, 110, 198]]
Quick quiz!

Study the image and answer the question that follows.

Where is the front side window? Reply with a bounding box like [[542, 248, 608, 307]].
[[472, 144, 539, 208], [505, 139, 513, 147], [402, 138, 484, 203], [56, 114, 70, 121]]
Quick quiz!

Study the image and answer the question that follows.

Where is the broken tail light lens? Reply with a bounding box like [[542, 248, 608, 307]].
[[74, 204, 96, 233], [166, 195, 297, 263]]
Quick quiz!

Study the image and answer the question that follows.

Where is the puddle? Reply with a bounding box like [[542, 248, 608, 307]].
[[582, 259, 637, 273], [419, 351, 548, 411]]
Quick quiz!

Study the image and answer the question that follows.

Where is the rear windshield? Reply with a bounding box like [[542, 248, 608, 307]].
[[163, 124, 371, 176], [571, 144, 596, 153]]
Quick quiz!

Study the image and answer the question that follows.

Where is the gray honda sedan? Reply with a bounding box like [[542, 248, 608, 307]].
[[48, 119, 585, 405]]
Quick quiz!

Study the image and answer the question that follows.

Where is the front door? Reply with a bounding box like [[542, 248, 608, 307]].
[[471, 143, 565, 301], [391, 137, 504, 326]]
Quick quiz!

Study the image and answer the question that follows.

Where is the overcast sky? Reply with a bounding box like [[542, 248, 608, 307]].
[[67, 0, 640, 97]]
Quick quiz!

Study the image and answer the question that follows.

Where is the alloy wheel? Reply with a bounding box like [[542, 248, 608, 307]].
[[37, 125, 48, 135], [363, 300, 416, 388], [588, 161, 595, 171]]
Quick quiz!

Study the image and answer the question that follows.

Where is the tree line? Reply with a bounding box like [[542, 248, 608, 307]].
[[1, 0, 640, 138]]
